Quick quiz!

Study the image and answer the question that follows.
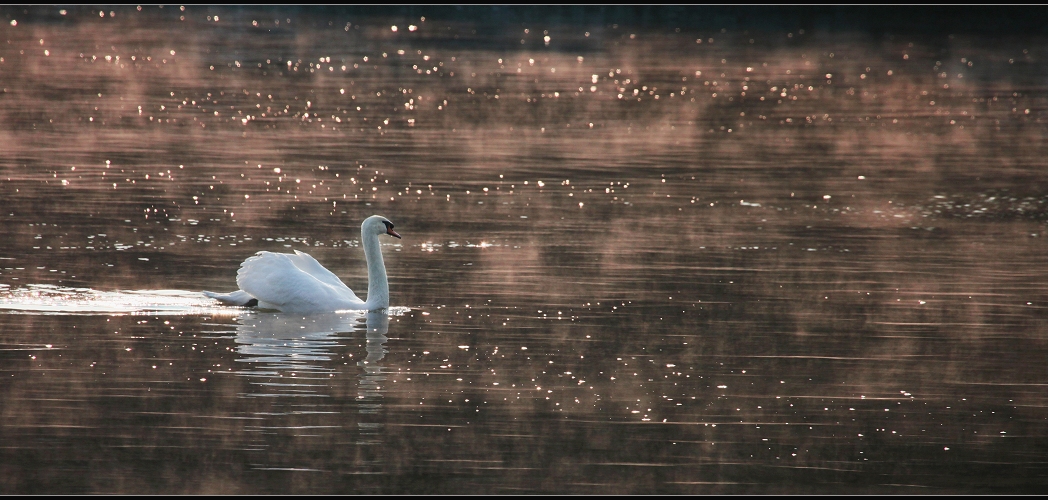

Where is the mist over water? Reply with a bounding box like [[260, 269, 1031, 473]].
[[2, 6, 1048, 493]]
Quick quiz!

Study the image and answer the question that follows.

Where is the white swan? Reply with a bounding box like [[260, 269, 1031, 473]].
[[203, 215, 401, 313]]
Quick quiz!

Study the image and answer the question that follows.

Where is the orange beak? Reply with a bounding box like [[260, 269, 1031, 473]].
[[387, 227, 402, 239]]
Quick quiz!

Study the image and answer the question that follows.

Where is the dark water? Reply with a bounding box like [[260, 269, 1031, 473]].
[[2, 6, 1048, 493]]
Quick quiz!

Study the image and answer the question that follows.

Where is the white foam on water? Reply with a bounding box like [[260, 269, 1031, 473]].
[[0, 284, 414, 317], [0, 285, 243, 316]]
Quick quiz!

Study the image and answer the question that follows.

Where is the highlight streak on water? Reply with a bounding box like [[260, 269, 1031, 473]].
[[0, 285, 235, 316], [0, 285, 412, 317]]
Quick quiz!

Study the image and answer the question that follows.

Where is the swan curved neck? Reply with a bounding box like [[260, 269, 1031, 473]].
[[362, 230, 389, 309]]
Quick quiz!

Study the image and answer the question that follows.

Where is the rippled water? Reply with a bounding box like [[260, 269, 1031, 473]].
[[3, 6, 1048, 493]]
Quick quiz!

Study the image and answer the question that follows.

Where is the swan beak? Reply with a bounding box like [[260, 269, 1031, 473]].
[[387, 227, 402, 239]]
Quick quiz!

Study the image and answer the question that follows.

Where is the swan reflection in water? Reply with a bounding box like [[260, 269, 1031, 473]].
[[233, 309, 392, 388], [356, 311, 389, 443], [231, 309, 397, 442]]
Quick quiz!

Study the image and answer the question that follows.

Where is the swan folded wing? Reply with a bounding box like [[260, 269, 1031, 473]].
[[236, 251, 362, 312], [289, 250, 352, 290]]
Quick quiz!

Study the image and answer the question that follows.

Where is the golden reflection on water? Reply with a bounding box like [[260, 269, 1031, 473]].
[[1, 5, 1048, 494]]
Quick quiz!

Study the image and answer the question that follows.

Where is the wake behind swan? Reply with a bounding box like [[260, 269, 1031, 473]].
[[0, 285, 235, 316]]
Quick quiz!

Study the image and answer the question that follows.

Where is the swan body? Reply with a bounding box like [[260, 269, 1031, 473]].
[[204, 215, 401, 313]]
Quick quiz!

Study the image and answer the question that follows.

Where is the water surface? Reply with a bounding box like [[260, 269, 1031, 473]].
[[2, 6, 1048, 494]]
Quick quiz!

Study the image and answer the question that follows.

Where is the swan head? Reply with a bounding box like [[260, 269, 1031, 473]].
[[363, 215, 401, 239]]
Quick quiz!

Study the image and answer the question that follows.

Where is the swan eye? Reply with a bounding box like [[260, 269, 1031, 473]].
[[382, 220, 394, 229]]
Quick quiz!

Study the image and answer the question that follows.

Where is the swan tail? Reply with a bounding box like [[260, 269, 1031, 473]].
[[203, 290, 259, 307]]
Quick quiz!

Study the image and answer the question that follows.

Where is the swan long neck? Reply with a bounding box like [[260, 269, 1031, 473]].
[[362, 229, 389, 309]]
